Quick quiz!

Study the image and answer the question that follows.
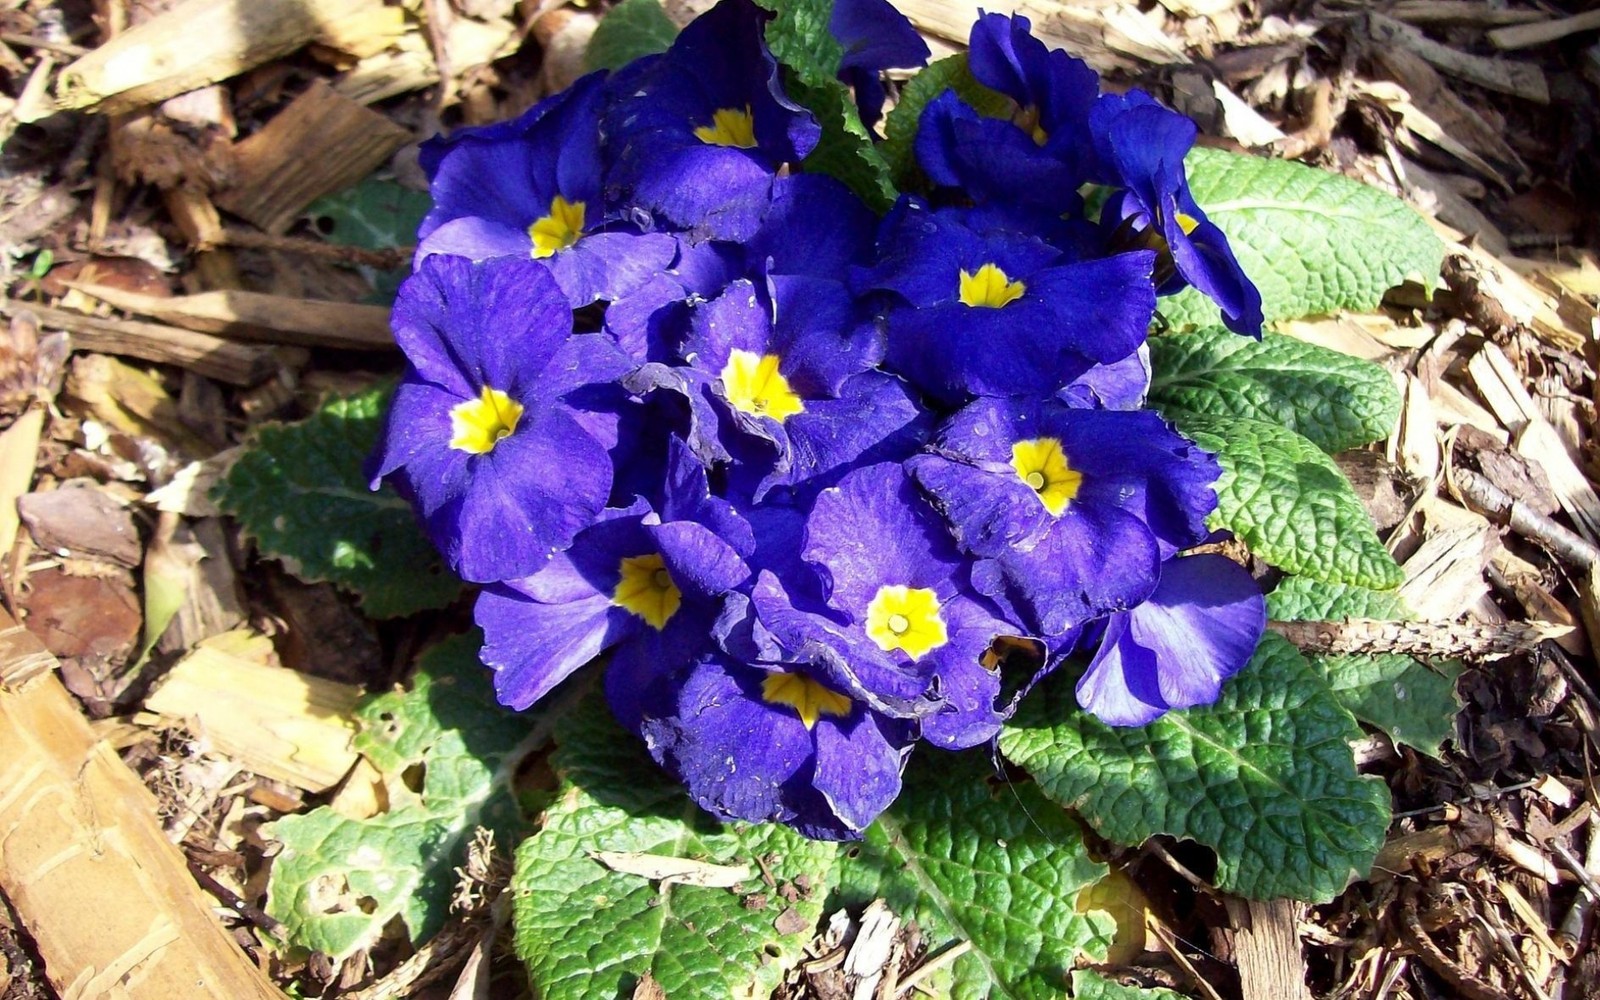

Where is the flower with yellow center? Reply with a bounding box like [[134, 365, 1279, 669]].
[[958, 263, 1027, 309], [449, 386, 524, 454], [1011, 437, 1083, 516], [761, 672, 853, 730], [864, 585, 948, 660], [720, 349, 805, 421], [612, 553, 681, 630], [1175, 212, 1201, 235], [694, 106, 758, 148], [527, 195, 586, 258]]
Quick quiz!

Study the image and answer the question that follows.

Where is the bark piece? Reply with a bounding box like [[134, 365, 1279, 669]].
[[55, 0, 375, 114], [1215, 898, 1314, 1000], [19, 568, 142, 712], [8, 300, 282, 386], [17, 479, 142, 566], [1366, 12, 1549, 104], [216, 79, 411, 235], [72, 283, 393, 350], [0, 611, 284, 999], [1489, 9, 1600, 50], [144, 644, 362, 792]]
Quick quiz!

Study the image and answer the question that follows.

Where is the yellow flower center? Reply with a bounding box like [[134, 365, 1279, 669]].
[[864, 585, 948, 660], [612, 553, 681, 630], [1011, 437, 1083, 516], [1012, 104, 1048, 146], [448, 386, 523, 454], [958, 263, 1026, 309], [720, 350, 804, 422], [694, 106, 758, 148], [1175, 212, 1200, 235], [528, 195, 586, 258], [761, 672, 853, 730]]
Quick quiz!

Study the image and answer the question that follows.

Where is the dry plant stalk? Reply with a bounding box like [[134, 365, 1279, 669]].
[[71, 283, 394, 351], [0, 611, 284, 999], [1268, 618, 1570, 659]]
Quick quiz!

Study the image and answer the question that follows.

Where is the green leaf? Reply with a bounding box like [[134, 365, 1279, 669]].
[[756, 0, 845, 89], [213, 384, 463, 618], [513, 695, 840, 1000], [585, 0, 678, 72], [1001, 633, 1391, 902], [834, 753, 1117, 1000], [1158, 147, 1444, 329], [1072, 970, 1192, 1000], [881, 53, 1012, 190], [790, 73, 897, 211], [266, 635, 533, 959], [1269, 577, 1463, 758], [1149, 327, 1402, 453], [1171, 413, 1403, 589], [305, 176, 431, 302]]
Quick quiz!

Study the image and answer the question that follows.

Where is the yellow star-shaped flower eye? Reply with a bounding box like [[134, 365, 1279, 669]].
[[958, 263, 1026, 309], [761, 672, 853, 730], [612, 553, 681, 630], [720, 350, 804, 422], [1011, 437, 1083, 516], [864, 585, 948, 660], [694, 106, 758, 148], [528, 195, 586, 258], [449, 386, 523, 455]]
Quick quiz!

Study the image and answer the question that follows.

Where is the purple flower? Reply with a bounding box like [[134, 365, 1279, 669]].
[[474, 449, 751, 720], [914, 91, 1082, 215], [414, 73, 678, 308], [1091, 91, 1263, 337], [641, 645, 915, 839], [966, 11, 1098, 167], [799, 463, 1019, 749], [908, 398, 1220, 636], [829, 0, 929, 129], [855, 201, 1157, 403], [1075, 554, 1266, 725], [370, 255, 628, 583], [603, 0, 821, 240]]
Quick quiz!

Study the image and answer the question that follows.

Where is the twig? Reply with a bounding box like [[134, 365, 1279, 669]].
[[0, 32, 87, 56], [185, 859, 284, 938], [1396, 886, 1507, 1000], [1449, 466, 1600, 572], [894, 941, 970, 997], [217, 226, 413, 271], [1267, 618, 1570, 660]]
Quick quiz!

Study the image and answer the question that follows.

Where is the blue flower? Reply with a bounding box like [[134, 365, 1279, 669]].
[[908, 398, 1220, 635], [369, 255, 628, 583], [1091, 91, 1264, 337], [603, 0, 821, 240], [414, 73, 677, 308], [829, 0, 929, 129], [1075, 554, 1265, 725], [854, 201, 1157, 403]]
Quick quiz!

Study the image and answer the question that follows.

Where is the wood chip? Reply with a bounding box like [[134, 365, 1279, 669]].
[[72, 283, 393, 350], [1367, 13, 1549, 104], [0, 611, 284, 999], [17, 480, 142, 567], [895, 0, 1189, 75], [1488, 9, 1600, 50], [144, 645, 362, 792], [56, 0, 376, 114], [1217, 898, 1314, 1000], [1396, 497, 1495, 620], [588, 851, 752, 888], [216, 79, 412, 234]]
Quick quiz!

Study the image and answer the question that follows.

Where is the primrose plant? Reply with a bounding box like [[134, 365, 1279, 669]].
[[238, 0, 1448, 989]]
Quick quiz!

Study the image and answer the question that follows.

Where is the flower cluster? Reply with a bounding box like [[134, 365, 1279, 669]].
[[372, 0, 1268, 839]]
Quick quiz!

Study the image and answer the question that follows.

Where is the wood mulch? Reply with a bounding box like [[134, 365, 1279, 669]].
[[3, 1, 1600, 998]]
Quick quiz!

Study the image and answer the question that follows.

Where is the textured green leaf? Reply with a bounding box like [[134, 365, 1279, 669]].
[[756, 0, 845, 89], [306, 176, 431, 302], [1072, 970, 1191, 1000], [1269, 577, 1462, 758], [835, 753, 1116, 1000], [212, 384, 463, 618], [790, 73, 897, 211], [266, 635, 532, 959], [513, 696, 839, 1000], [1149, 327, 1401, 453], [585, 0, 678, 72], [1172, 413, 1403, 589], [1000, 633, 1391, 901], [881, 53, 1012, 189], [1158, 147, 1444, 329]]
